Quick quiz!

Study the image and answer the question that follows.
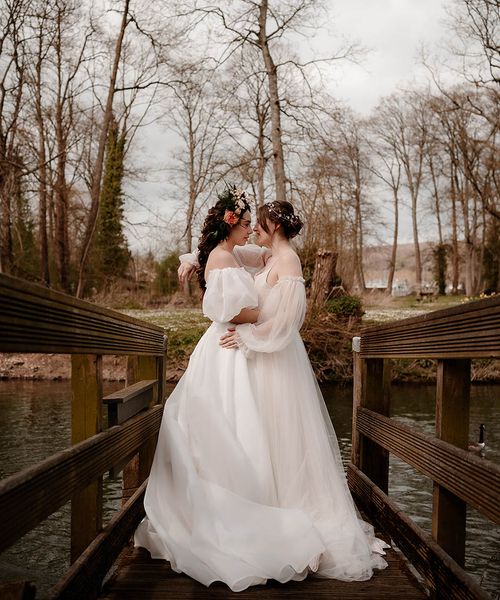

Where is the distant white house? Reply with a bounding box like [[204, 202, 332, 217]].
[[364, 278, 413, 296], [365, 279, 387, 291], [392, 279, 411, 297]]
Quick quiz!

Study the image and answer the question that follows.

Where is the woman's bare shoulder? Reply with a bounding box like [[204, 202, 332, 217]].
[[276, 248, 302, 277], [206, 247, 240, 271]]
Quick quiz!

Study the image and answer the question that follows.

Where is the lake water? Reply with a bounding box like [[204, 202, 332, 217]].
[[0, 380, 498, 598]]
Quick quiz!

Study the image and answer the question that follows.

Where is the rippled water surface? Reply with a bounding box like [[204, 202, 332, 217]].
[[0, 380, 498, 598], [323, 382, 500, 598]]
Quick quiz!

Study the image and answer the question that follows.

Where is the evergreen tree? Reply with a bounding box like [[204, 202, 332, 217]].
[[12, 193, 39, 280], [482, 219, 500, 293], [433, 243, 448, 296], [91, 118, 130, 289], [9, 150, 39, 280]]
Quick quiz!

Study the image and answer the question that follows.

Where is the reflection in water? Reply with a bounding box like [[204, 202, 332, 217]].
[[0, 380, 123, 598], [0, 380, 498, 598]]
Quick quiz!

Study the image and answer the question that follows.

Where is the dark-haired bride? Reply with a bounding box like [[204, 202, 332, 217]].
[[134, 186, 387, 591]]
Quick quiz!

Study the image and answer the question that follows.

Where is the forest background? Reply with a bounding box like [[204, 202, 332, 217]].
[[0, 0, 498, 382], [0, 0, 498, 299]]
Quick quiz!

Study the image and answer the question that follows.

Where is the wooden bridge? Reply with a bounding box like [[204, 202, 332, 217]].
[[0, 272, 498, 600]]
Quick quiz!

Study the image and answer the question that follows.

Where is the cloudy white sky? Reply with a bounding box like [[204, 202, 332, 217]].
[[126, 0, 459, 255], [325, 0, 450, 114]]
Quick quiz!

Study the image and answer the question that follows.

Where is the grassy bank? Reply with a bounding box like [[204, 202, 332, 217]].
[[121, 295, 500, 384]]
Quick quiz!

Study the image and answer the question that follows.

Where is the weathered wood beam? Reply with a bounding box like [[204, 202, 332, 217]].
[[0, 273, 165, 355], [433, 359, 470, 566], [103, 379, 157, 427], [71, 354, 104, 562], [0, 405, 162, 554], [359, 295, 500, 358], [122, 357, 161, 504], [347, 464, 490, 600], [48, 480, 147, 600], [355, 407, 499, 524]]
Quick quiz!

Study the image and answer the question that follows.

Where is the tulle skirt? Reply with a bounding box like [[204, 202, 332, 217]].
[[134, 322, 387, 591]]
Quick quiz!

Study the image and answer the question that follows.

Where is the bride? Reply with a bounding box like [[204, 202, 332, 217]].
[[134, 185, 387, 591]]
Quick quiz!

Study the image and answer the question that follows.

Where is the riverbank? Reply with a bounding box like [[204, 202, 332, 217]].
[[2, 303, 499, 383]]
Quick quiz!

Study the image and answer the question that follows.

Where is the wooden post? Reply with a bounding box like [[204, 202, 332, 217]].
[[122, 355, 160, 503], [351, 339, 363, 469], [352, 338, 391, 494], [157, 335, 168, 406], [432, 358, 471, 567], [70, 354, 103, 562]]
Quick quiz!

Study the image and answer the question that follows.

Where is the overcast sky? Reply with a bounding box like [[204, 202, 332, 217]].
[[325, 0, 450, 113], [126, 0, 458, 254]]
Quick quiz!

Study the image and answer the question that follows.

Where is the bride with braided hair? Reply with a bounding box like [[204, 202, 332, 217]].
[[135, 187, 388, 592]]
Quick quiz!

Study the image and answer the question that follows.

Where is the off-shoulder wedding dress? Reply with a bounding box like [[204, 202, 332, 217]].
[[134, 261, 387, 591]]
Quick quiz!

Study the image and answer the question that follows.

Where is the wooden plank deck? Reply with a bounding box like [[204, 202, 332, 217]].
[[100, 544, 426, 600]]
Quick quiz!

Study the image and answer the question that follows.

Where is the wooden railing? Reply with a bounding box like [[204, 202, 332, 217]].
[[349, 294, 500, 600], [0, 273, 167, 600]]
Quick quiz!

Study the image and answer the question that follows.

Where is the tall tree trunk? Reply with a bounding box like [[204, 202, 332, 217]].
[[256, 103, 266, 206], [429, 155, 444, 245], [185, 115, 196, 254], [76, 0, 130, 298], [404, 162, 422, 291], [354, 163, 365, 291], [54, 10, 70, 291], [35, 89, 49, 285], [258, 0, 286, 204], [32, 16, 50, 286], [461, 178, 475, 296], [0, 168, 14, 274], [387, 185, 399, 295], [450, 158, 460, 294]]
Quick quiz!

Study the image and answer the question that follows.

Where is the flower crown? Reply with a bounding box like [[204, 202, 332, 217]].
[[265, 201, 296, 224], [219, 185, 251, 225]]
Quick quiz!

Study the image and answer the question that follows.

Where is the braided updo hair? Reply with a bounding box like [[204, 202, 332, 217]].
[[197, 185, 251, 291], [257, 200, 303, 239]]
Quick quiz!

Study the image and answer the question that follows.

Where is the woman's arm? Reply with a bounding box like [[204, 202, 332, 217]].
[[230, 307, 259, 324]]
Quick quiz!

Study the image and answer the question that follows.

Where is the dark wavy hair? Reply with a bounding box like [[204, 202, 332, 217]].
[[257, 200, 303, 239], [197, 187, 251, 291]]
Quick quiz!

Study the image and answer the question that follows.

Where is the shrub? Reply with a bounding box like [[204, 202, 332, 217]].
[[325, 295, 364, 319]]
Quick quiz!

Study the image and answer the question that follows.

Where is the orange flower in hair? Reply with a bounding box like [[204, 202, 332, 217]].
[[223, 210, 239, 225]]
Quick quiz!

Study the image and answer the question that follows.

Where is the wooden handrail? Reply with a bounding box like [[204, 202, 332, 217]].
[[356, 407, 500, 523], [351, 295, 499, 599], [359, 294, 500, 358], [104, 379, 157, 427], [0, 273, 168, 598], [48, 480, 149, 600], [0, 273, 166, 355], [0, 405, 163, 555], [347, 465, 490, 600]]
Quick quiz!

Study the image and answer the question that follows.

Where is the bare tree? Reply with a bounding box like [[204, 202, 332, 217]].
[[0, 0, 28, 274], [430, 86, 498, 294], [167, 62, 232, 252], [373, 92, 429, 291], [182, 0, 355, 204], [76, 0, 131, 297], [448, 0, 499, 85], [367, 126, 403, 296]]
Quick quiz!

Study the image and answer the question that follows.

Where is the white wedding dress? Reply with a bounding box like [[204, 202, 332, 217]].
[[134, 261, 388, 591]]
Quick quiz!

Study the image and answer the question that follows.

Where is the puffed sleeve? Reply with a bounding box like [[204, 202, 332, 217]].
[[235, 277, 306, 353], [179, 249, 199, 266], [233, 244, 270, 276], [203, 267, 259, 323]]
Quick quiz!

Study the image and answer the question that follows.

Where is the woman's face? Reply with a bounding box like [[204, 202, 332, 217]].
[[254, 218, 277, 248], [228, 211, 252, 246]]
